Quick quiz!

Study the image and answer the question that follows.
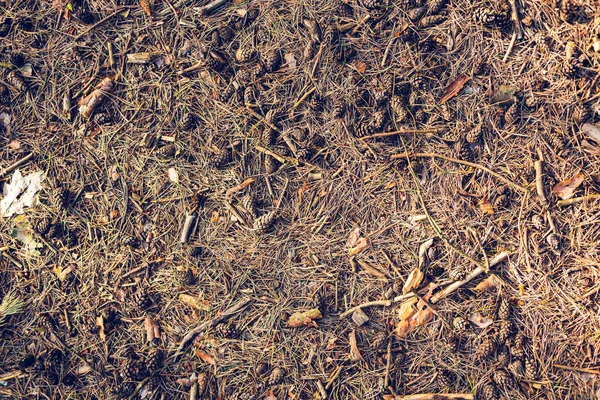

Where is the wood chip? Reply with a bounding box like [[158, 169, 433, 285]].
[[440, 75, 470, 103]]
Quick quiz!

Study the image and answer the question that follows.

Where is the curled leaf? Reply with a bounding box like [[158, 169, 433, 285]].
[[195, 349, 216, 365], [469, 312, 493, 328], [440, 75, 471, 103], [356, 62, 367, 74], [348, 237, 369, 256], [474, 274, 502, 293], [96, 316, 106, 341], [286, 308, 322, 328], [225, 178, 254, 201], [552, 173, 584, 200], [179, 294, 210, 311], [346, 226, 361, 248], [348, 330, 364, 361]]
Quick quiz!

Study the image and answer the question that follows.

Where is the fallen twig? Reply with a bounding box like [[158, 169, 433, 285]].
[[557, 194, 600, 207], [390, 152, 527, 193], [0, 153, 34, 178], [384, 337, 393, 388], [360, 128, 441, 140], [173, 297, 252, 359], [339, 293, 416, 319], [508, 0, 524, 40], [391, 394, 474, 400], [193, 0, 230, 15], [74, 7, 126, 40], [502, 31, 518, 62], [554, 364, 600, 375], [534, 148, 547, 206], [255, 144, 299, 166]]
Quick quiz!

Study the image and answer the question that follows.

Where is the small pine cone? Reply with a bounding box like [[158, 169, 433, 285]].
[[39, 314, 56, 333], [440, 130, 461, 143], [236, 45, 255, 63], [10, 53, 25, 68], [94, 112, 111, 125], [45, 349, 64, 372], [390, 96, 409, 122], [408, 91, 421, 108], [176, 268, 195, 286], [480, 381, 499, 400], [146, 375, 161, 393], [362, 0, 382, 9], [493, 368, 512, 391], [264, 155, 279, 174], [309, 93, 324, 111], [458, 142, 474, 162], [36, 218, 53, 236], [452, 316, 468, 333], [373, 89, 389, 107], [547, 129, 564, 150], [411, 74, 427, 90], [134, 288, 152, 311], [331, 102, 345, 119], [448, 266, 467, 281], [372, 110, 387, 131], [220, 84, 236, 102], [237, 393, 257, 400], [443, 333, 459, 352], [508, 359, 524, 379], [216, 323, 241, 339], [251, 62, 267, 80], [420, 15, 446, 28], [408, 6, 427, 21], [235, 69, 251, 86], [182, 113, 196, 131], [510, 333, 525, 359], [289, 128, 307, 143], [303, 40, 317, 61], [156, 143, 177, 159], [473, 7, 496, 25], [262, 50, 281, 72], [559, 0, 575, 21], [268, 367, 284, 386], [497, 297, 511, 320], [253, 211, 276, 233], [524, 357, 537, 381], [45, 371, 60, 385], [496, 348, 510, 367], [337, 2, 354, 18], [493, 12, 512, 30], [197, 372, 208, 393], [123, 357, 146, 380], [355, 122, 374, 138], [244, 86, 258, 108], [531, 214, 545, 230], [218, 24, 234, 42], [261, 127, 277, 145], [475, 336, 497, 360], [437, 369, 453, 388], [572, 104, 591, 124], [427, 0, 447, 14], [121, 235, 139, 248], [414, 109, 428, 125], [0, 85, 10, 105], [561, 61, 576, 78], [240, 194, 257, 218], [146, 347, 164, 372], [210, 147, 232, 168], [370, 330, 388, 349], [498, 319, 513, 343], [440, 104, 455, 122], [466, 125, 483, 143], [546, 233, 560, 251], [47, 223, 63, 239], [504, 103, 520, 126]]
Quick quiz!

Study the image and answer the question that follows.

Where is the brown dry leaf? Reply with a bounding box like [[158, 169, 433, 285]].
[[179, 294, 210, 311], [225, 178, 255, 201], [195, 349, 216, 366], [552, 173, 584, 200], [284, 53, 297, 70], [440, 74, 471, 103], [395, 296, 434, 338], [396, 297, 418, 320], [152, 319, 160, 339], [402, 268, 424, 294], [474, 274, 501, 293], [348, 330, 364, 361], [210, 211, 220, 223], [140, 0, 151, 16], [297, 181, 312, 204], [109, 165, 120, 181], [76, 364, 92, 376], [286, 308, 322, 328], [325, 336, 338, 350], [78, 77, 115, 119], [384, 181, 397, 189], [264, 390, 277, 400], [96, 316, 106, 341], [356, 62, 367, 73], [145, 317, 155, 342], [8, 140, 21, 150], [346, 226, 361, 248], [479, 198, 494, 214], [348, 237, 369, 256], [469, 312, 493, 329]]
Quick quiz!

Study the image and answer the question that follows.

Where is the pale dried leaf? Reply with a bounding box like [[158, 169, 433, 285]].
[[396, 297, 418, 320], [8, 140, 20, 150], [325, 336, 338, 350], [96, 316, 106, 341], [152, 319, 160, 339], [356, 62, 367, 73], [348, 237, 369, 256], [346, 226, 361, 248], [418, 238, 434, 268], [552, 173, 584, 200], [402, 268, 424, 294], [469, 312, 493, 328], [225, 178, 254, 201], [348, 330, 363, 361], [582, 123, 600, 143], [145, 317, 155, 342], [286, 308, 322, 328], [195, 349, 216, 365], [351, 308, 369, 326], [264, 390, 277, 400], [168, 167, 179, 184], [76, 364, 92, 376], [179, 294, 210, 311], [474, 274, 501, 293], [440, 74, 471, 103], [109, 165, 120, 181], [284, 53, 296, 70], [479, 198, 494, 215]]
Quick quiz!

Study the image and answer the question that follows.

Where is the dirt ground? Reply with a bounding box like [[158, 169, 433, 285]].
[[1, 0, 600, 399]]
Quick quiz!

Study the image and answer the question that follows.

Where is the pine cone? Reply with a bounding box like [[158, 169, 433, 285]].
[[466, 125, 483, 143], [182, 113, 196, 131], [372, 110, 387, 131], [473, 7, 496, 25], [362, 0, 382, 9], [244, 86, 258, 107], [156, 144, 177, 159], [36, 218, 53, 236], [251, 62, 267, 80], [123, 357, 147, 380], [121, 235, 140, 248], [146, 347, 164, 373], [268, 367, 284, 385], [546, 233, 560, 251], [448, 266, 467, 281], [480, 381, 499, 400], [493, 12, 512, 30], [62, 374, 77, 386], [547, 129, 564, 150], [253, 211, 276, 233], [7, 70, 25, 92], [0, 85, 10, 105], [197, 372, 208, 393], [337, 2, 354, 18], [240, 194, 257, 218], [0, 18, 12, 38], [508, 359, 524, 378], [458, 142, 474, 162], [220, 84, 236, 102], [264, 155, 279, 175], [474, 336, 497, 360], [496, 348, 510, 367], [94, 112, 111, 125], [572, 104, 591, 124], [452, 316, 468, 333], [210, 147, 232, 168], [370, 330, 388, 349], [45, 371, 59, 385], [216, 323, 241, 339], [176, 267, 195, 286], [303, 40, 316, 61], [116, 382, 136, 398], [146, 375, 161, 393], [134, 288, 152, 311], [47, 223, 63, 239], [440, 130, 461, 143], [390, 96, 409, 122], [45, 349, 64, 372], [524, 357, 537, 381], [498, 319, 513, 343], [39, 314, 56, 333], [420, 15, 446, 28], [236, 45, 255, 63], [427, 0, 447, 14], [497, 296, 511, 320], [510, 333, 525, 359], [331, 102, 345, 119], [437, 369, 453, 388], [559, 0, 575, 21], [443, 333, 459, 352], [504, 102, 520, 126], [237, 393, 257, 400], [408, 6, 427, 21], [492, 368, 512, 390], [262, 50, 281, 72], [309, 93, 324, 111]]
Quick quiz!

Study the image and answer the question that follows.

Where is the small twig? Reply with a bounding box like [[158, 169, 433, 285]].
[[554, 364, 600, 375], [391, 152, 527, 193], [502, 31, 518, 62], [224, 200, 249, 227], [193, 0, 230, 16], [384, 337, 393, 388], [0, 370, 26, 381], [0, 153, 34, 178], [393, 394, 474, 400], [316, 380, 328, 399], [508, 0, 524, 40], [325, 366, 343, 390], [339, 293, 416, 319], [179, 213, 197, 244], [534, 148, 547, 206], [120, 259, 164, 280], [177, 61, 204, 75], [74, 7, 126, 40], [291, 87, 317, 111], [360, 128, 441, 140], [255, 144, 298, 166], [356, 258, 387, 279], [557, 194, 600, 207], [173, 297, 252, 359]]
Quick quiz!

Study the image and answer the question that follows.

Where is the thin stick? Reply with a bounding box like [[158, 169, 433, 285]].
[[291, 87, 317, 111], [339, 293, 416, 319], [74, 7, 126, 40], [508, 0, 524, 40], [179, 213, 197, 244], [554, 364, 600, 375], [173, 297, 252, 359], [255, 144, 298, 166], [557, 194, 600, 207], [193, 0, 230, 15], [384, 337, 393, 388], [391, 152, 527, 193], [325, 366, 343, 390], [177, 61, 204, 75], [502, 31, 518, 62], [360, 128, 441, 140], [0, 153, 34, 178], [394, 394, 474, 400], [534, 148, 547, 206], [316, 380, 328, 399]]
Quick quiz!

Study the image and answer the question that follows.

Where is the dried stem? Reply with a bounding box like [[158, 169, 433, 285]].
[[0, 153, 34, 178], [393, 395, 474, 400], [74, 7, 126, 40], [360, 128, 441, 140], [557, 194, 600, 207]]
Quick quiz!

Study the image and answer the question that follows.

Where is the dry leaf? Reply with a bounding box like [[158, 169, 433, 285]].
[[225, 178, 255, 201], [210, 211, 220, 223], [396, 297, 418, 320], [284, 53, 297, 70], [8, 140, 21, 150], [474, 274, 501, 293], [195, 349, 216, 365], [479, 198, 494, 214], [265, 390, 278, 400], [325, 336, 338, 350], [286, 308, 322, 328], [402, 268, 424, 294], [145, 317, 155, 342], [179, 294, 210, 311], [440, 74, 471, 103], [346, 226, 361, 248], [176, 376, 197, 387], [418, 238, 434, 268], [168, 167, 179, 184], [348, 330, 363, 361], [79, 77, 115, 119], [109, 165, 120, 181], [76, 364, 92, 376], [395, 295, 434, 338], [384, 181, 397, 189], [356, 62, 367, 73], [582, 123, 600, 143], [348, 237, 369, 256], [469, 312, 493, 329], [552, 173, 584, 200], [96, 316, 106, 341], [152, 319, 160, 339]]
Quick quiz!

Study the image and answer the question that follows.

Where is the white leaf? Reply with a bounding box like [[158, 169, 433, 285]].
[[0, 169, 45, 217], [168, 167, 179, 184]]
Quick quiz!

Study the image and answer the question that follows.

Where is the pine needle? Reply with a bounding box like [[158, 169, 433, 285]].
[[0, 292, 25, 327]]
